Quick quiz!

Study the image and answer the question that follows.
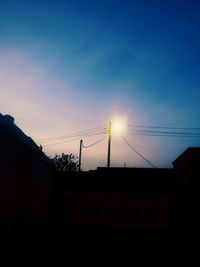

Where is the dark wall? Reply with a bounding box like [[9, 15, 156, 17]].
[[0, 132, 54, 230]]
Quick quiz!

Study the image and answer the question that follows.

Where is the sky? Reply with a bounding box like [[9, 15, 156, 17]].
[[1, 0, 200, 170]]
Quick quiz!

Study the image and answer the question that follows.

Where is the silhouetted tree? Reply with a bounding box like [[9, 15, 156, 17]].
[[53, 153, 79, 172]]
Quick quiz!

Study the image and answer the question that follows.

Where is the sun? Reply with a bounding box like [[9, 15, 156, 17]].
[[112, 120, 125, 135]]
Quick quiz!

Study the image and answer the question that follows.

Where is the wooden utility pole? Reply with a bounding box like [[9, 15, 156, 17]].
[[107, 121, 112, 168], [78, 139, 83, 171]]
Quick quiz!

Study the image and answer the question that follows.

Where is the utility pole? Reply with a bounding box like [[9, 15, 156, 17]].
[[78, 139, 83, 171], [107, 121, 112, 168]]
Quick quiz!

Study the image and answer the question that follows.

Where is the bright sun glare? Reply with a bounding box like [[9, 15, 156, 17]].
[[112, 121, 124, 135]]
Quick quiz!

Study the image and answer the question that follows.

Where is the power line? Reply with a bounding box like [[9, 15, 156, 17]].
[[35, 125, 107, 141], [128, 134, 200, 138], [43, 137, 82, 148], [39, 127, 107, 144], [121, 136, 156, 168], [129, 129, 200, 135], [42, 129, 107, 144], [83, 137, 106, 148], [43, 131, 106, 148], [127, 132, 200, 138], [35, 123, 200, 141], [128, 124, 200, 131], [37, 127, 107, 142]]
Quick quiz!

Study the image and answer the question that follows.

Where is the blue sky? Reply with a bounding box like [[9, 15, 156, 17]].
[[1, 0, 200, 169]]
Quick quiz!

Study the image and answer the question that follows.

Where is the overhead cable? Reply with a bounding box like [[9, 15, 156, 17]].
[[127, 131, 200, 138], [43, 132, 106, 148], [83, 137, 106, 148], [35, 125, 107, 141], [128, 124, 200, 131], [121, 136, 156, 168]]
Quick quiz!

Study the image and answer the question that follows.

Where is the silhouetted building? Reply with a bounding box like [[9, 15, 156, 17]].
[[0, 114, 55, 230], [173, 147, 200, 232], [173, 147, 200, 187], [56, 147, 200, 240], [58, 169, 178, 240]]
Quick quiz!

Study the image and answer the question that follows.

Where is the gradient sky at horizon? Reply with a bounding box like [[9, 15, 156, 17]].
[[1, 0, 200, 170]]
